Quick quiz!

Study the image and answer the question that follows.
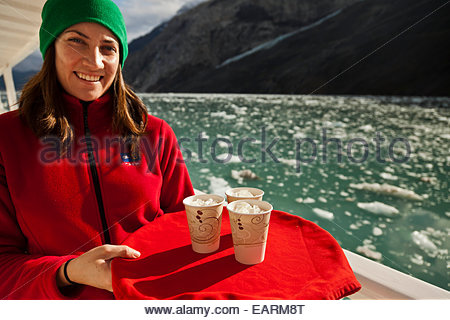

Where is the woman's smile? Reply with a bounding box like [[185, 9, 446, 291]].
[[74, 72, 103, 82]]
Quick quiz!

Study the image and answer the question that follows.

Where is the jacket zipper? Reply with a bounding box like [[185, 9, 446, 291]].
[[82, 101, 111, 244]]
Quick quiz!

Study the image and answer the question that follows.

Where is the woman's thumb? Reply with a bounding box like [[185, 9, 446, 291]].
[[105, 245, 141, 259]]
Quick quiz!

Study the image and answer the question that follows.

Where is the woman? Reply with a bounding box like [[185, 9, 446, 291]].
[[0, 0, 194, 299]]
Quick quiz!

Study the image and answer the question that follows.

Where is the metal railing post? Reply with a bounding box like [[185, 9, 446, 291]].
[[4, 67, 17, 110]]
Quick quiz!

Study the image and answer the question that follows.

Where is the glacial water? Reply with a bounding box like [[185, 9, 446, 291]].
[[1, 92, 448, 291], [139, 93, 449, 291]]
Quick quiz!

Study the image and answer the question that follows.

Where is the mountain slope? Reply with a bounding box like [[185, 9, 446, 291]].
[[164, 0, 450, 95], [124, 0, 361, 92]]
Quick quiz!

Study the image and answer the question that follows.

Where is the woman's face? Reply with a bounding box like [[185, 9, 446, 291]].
[[55, 22, 120, 102]]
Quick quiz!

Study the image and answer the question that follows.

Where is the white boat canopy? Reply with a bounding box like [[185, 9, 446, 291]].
[[0, 0, 46, 111]]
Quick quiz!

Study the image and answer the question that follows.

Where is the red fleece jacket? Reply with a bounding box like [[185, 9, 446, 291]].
[[0, 92, 194, 299]]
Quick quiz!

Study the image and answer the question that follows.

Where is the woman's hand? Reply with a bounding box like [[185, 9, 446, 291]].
[[57, 245, 141, 292]]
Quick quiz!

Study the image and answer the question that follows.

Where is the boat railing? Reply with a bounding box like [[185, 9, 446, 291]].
[[194, 188, 450, 299]]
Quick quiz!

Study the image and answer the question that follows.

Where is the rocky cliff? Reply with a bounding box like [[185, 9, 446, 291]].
[[123, 0, 450, 96]]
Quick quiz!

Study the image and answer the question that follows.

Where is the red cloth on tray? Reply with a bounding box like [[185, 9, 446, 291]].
[[111, 209, 361, 300]]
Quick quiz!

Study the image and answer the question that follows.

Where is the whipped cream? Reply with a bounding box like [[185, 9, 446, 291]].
[[229, 189, 254, 197], [190, 198, 220, 206], [232, 201, 263, 214]]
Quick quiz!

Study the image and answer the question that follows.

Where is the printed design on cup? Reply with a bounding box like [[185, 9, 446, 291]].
[[188, 209, 223, 244], [230, 213, 270, 246]]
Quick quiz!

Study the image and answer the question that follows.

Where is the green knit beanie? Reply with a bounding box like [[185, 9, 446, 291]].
[[39, 0, 128, 67]]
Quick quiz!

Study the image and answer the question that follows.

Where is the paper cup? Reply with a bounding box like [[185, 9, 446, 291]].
[[227, 199, 273, 265], [225, 187, 264, 203], [183, 194, 225, 253]]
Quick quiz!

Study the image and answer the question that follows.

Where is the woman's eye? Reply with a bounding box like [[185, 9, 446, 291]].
[[68, 38, 83, 44], [103, 46, 117, 53]]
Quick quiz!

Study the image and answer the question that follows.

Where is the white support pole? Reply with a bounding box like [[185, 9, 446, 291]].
[[0, 80, 4, 112], [4, 67, 17, 110]]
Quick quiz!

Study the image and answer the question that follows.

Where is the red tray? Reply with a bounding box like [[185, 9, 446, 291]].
[[111, 208, 360, 299]]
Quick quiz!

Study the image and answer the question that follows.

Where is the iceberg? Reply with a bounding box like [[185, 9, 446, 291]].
[[207, 176, 231, 196], [357, 201, 399, 216], [411, 231, 438, 255], [357, 245, 382, 260], [312, 208, 334, 220], [372, 227, 383, 236], [380, 172, 398, 180], [350, 182, 423, 201], [231, 169, 259, 180]]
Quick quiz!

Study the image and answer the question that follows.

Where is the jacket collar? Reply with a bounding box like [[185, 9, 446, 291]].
[[62, 91, 113, 135]]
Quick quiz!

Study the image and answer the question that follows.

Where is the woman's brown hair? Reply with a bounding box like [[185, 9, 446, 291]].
[[18, 43, 148, 157]]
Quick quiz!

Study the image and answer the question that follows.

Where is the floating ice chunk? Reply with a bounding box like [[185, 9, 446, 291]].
[[293, 132, 307, 139], [200, 132, 210, 139], [210, 111, 236, 120], [356, 245, 382, 260], [406, 171, 420, 178], [401, 163, 412, 169], [349, 223, 360, 230], [372, 227, 383, 236], [424, 227, 447, 239], [295, 197, 303, 204], [350, 183, 423, 201], [334, 121, 346, 128], [357, 201, 399, 216], [312, 208, 334, 220], [411, 231, 438, 255], [380, 172, 398, 180], [318, 197, 327, 203], [303, 197, 316, 204], [207, 176, 231, 196], [340, 191, 349, 197], [229, 104, 247, 115], [408, 135, 420, 142], [279, 158, 297, 167], [359, 124, 374, 132], [216, 154, 241, 163], [199, 168, 210, 173], [410, 254, 424, 265], [217, 140, 231, 148], [420, 176, 437, 184], [231, 169, 259, 182], [323, 120, 346, 128]]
